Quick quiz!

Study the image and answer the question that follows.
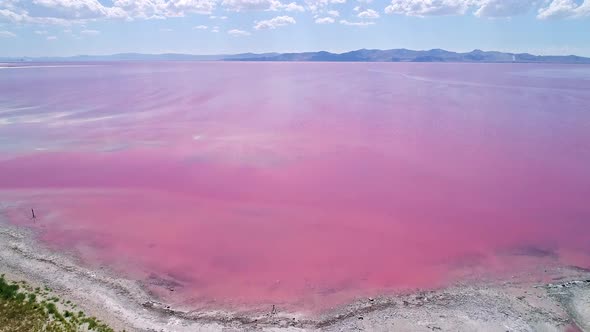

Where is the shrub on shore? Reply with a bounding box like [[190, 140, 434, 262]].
[[0, 274, 121, 332]]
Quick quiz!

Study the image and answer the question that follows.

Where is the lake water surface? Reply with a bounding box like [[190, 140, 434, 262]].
[[1, 62, 589, 311]]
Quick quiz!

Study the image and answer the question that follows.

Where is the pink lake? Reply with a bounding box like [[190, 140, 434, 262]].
[[0, 62, 589, 311]]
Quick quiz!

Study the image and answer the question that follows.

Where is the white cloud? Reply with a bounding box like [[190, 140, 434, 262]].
[[32, 0, 127, 19], [114, 0, 217, 18], [160, 27, 173, 31], [475, 0, 535, 18], [10, 0, 219, 23], [339, 18, 374, 25], [111, 0, 166, 19], [0, 30, 16, 37], [382, 0, 573, 19], [305, 0, 346, 13], [35, 30, 49, 34], [0, 8, 75, 25], [384, 0, 473, 16], [0, 0, 311, 25], [211, 25, 219, 31], [0, 0, 584, 29], [164, 0, 217, 16], [314, 16, 334, 23], [46, 35, 57, 40], [357, 8, 379, 18], [537, 0, 590, 19], [0, 9, 23, 22], [222, 0, 281, 11], [193, 24, 208, 29], [283, 2, 305, 11], [0, 1, 121, 25], [64, 29, 72, 32], [80, 29, 100, 35], [227, 28, 250, 35], [254, 15, 295, 29]]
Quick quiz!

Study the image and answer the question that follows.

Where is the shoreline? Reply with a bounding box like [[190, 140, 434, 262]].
[[1, 222, 589, 332]]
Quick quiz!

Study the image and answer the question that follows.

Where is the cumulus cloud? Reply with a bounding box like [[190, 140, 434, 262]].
[[32, 0, 127, 19], [113, 0, 217, 18], [111, 0, 167, 19], [35, 30, 49, 34], [305, 0, 347, 13], [193, 24, 208, 29], [0, 1, 116, 25], [283, 2, 305, 11], [0, 0, 585, 28], [537, 0, 590, 19], [0, 9, 23, 22], [0, 30, 16, 37], [382, 0, 590, 19], [384, 0, 473, 16], [254, 15, 295, 29], [80, 28, 99, 35], [160, 27, 173, 31], [164, 0, 217, 16], [222, 0, 281, 11], [211, 25, 219, 31], [0, 8, 76, 25], [475, 0, 535, 18], [46, 35, 57, 40], [315, 16, 334, 23], [227, 28, 250, 35], [0, 0, 218, 25], [339, 18, 374, 25], [357, 8, 379, 18]]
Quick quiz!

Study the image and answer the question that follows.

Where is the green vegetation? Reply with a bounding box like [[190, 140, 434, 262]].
[[0, 274, 122, 332]]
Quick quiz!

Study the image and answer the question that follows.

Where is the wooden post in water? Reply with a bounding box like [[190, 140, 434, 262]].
[[31, 208, 36, 222]]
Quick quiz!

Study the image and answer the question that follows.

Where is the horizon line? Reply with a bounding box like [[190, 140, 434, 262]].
[[3, 47, 590, 60]]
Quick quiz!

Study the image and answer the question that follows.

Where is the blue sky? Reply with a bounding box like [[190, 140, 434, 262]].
[[1, 0, 589, 57]]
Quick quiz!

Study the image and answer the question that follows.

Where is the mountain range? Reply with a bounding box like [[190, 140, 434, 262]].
[[2, 49, 590, 64]]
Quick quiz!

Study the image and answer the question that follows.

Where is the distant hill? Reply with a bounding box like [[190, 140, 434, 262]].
[[227, 49, 590, 64], [0, 52, 279, 62], [2, 49, 589, 64]]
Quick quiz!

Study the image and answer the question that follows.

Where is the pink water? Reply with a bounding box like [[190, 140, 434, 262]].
[[1, 62, 589, 311]]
